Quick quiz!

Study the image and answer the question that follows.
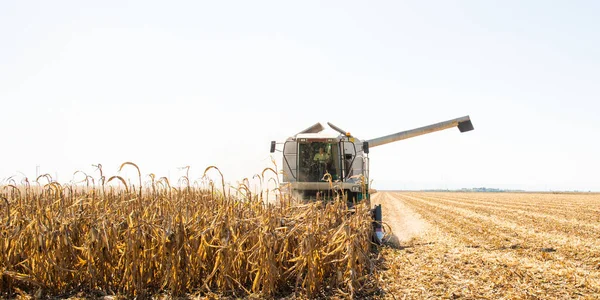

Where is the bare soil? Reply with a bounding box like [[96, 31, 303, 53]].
[[370, 192, 430, 246]]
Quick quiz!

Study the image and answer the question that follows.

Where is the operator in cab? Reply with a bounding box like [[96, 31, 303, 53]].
[[313, 147, 329, 162], [312, 147, 330, 181]]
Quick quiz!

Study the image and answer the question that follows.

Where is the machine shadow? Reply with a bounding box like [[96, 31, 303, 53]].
[[383, 234, 408, 250]]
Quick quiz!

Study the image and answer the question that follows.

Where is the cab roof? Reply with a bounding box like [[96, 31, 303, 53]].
[[295, 132, 341, 140]]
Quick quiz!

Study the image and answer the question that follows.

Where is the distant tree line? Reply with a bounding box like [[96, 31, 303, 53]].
[[419, 187, 525, 192]]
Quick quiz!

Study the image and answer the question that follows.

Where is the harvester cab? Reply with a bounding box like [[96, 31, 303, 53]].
[[270, 115, 474, 243]]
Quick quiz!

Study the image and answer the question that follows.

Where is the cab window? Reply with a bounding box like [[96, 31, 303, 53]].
[[297, 142, 340, 182]]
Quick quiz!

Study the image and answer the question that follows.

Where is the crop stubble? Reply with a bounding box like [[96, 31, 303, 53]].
[[377, 192, 600, 299]]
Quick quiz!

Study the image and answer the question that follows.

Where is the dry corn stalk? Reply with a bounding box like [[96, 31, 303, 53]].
[[0, 164, 376, 298]]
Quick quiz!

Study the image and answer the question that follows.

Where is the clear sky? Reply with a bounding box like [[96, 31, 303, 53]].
[[1, 1, 599, 191]]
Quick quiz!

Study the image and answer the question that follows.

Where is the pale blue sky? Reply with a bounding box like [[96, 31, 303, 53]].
[[1, 1, 599, 191]]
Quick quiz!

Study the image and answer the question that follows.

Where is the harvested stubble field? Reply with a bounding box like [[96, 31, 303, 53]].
[[373, 191, 600, 299], [0, 164, 377, 299]]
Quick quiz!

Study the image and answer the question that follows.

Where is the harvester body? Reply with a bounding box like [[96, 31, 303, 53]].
[[270, 115, 474, 242], [279, 130, 369, 200]]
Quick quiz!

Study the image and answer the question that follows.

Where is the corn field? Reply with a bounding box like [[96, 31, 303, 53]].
[[0, 164, 376, 298]]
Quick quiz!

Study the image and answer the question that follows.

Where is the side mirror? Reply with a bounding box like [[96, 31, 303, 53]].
[[363, 141, 369, 154], [270, 141, 276, 153]]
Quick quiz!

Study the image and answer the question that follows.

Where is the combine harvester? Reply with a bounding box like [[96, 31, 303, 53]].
[[270, 116, 474, 243]]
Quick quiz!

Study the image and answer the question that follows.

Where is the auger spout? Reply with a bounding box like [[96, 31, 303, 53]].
[[366, 115, 474, 148]]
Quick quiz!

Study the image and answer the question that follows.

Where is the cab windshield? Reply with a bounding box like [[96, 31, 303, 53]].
[[297, 142, 341, 182]]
